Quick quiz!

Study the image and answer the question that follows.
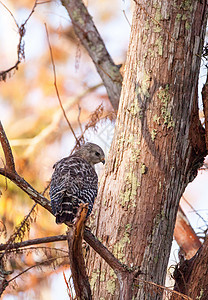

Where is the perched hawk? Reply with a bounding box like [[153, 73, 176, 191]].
[[49, 142, 105, 224]]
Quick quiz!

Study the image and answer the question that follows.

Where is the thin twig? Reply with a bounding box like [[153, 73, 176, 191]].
[[77, 105, 84, 137], [0, 1, 19, 28], [7, 255, 69, 283], [63, 271, 73, 300], [42, 181, 50, 196], [122, 10, 131, 27], [182, 196, 207, 226], [44, 23, 80, 146], [0, 0, 38, 80], [5, 246, 69, 255], [71, 104, 104, 153], [0, 167, 52, 213], [21, 0, 38, 27], [134, 278, 193, 300]]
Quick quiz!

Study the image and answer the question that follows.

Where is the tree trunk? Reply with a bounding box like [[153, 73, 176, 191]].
[[87, 0, 207, 299]]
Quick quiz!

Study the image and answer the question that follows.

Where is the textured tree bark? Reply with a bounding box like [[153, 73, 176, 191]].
[[174, 237, 208, 299], [86, 0, 207, 299], [202, 74, 208, 148]]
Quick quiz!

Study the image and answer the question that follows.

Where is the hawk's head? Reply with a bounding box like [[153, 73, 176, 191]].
[[75, 142, 105, 166]]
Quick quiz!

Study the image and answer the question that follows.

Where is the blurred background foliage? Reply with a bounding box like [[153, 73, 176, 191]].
[[0, 0, 131, 298], [1, 0, 208, 299]]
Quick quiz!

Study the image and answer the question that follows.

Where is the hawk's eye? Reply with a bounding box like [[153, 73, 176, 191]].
[[95, 151, 100, 157]]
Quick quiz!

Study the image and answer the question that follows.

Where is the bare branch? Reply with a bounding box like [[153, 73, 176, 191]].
[[0, 168, 52, 213], [67, 204, 92, 299], [0, 234, 67, 252], [77, 105, 84, 138], [0, 1, 19, 28], [63, 271, 73, 300], [61, 0, 122, 111], [134, 278, 193, 300], [84, 229, 126, 275], [122, 10, 131, 27], [0, 122, 16, 172], [0, 0, 38, 81]]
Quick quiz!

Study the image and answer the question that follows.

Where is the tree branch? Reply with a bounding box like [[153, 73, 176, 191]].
[[0, 0, 38, 81], [0, 234, 67, 252], [67, 204, 92, 299], [0, 167, 52, 213], [7, 255, 69, 284], [61, 0, 122, 111], [0, 122, 16, 172], [84, 229, 127, 275], [84, 229, 139, 300]]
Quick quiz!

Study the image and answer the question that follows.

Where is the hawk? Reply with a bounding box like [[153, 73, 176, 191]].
[[49, 142, 105, 224]]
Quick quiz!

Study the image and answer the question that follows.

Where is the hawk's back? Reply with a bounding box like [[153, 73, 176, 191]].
[[49, 155, 98, 224]]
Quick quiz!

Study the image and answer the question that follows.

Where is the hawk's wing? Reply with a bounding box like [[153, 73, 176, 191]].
[[49, 156, 98, 224]]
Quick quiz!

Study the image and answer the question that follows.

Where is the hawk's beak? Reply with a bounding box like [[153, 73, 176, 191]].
[[101, 157, 105, 164]]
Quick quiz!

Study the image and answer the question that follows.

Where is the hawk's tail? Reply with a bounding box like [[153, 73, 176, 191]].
[[55, 196, 80, 224]]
